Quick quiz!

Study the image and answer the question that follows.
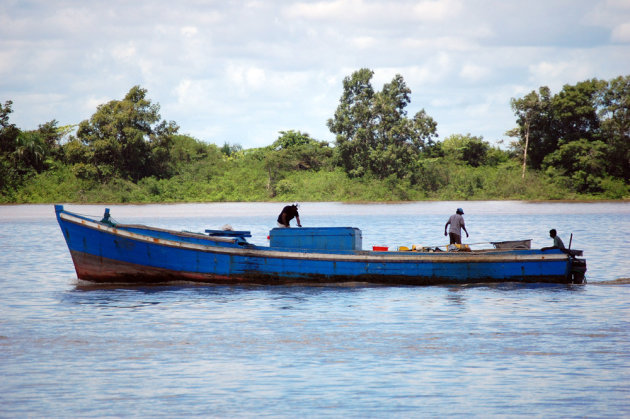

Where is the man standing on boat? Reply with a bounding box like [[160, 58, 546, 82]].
[[277, 203, 302, 228], [444, 208, 469, 244]]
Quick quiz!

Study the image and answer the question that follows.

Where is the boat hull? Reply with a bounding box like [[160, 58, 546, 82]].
[[55, 205, 585, 285]]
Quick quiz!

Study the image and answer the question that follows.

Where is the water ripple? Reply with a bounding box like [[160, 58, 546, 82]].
[[1, 203, 629, 417]]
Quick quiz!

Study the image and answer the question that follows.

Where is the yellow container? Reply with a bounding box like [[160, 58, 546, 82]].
[[448, 244, 471, 252]]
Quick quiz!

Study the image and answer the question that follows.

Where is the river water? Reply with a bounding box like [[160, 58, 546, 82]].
[[1, 201, 629, 417]]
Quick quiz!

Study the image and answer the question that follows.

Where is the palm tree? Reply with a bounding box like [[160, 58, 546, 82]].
[[13, 131, 46, 172]]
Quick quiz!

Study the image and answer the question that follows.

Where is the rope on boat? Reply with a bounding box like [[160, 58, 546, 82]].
[[65, 209, 121, 226], [70, 211, 104, 219], [399, 240, 537, 252], [417, 241, 492, 249]]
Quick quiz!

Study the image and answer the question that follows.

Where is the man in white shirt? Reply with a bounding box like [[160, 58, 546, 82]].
[[444, 208, 469, 244]]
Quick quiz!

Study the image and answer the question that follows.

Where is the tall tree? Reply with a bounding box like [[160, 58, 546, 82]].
[[327, 69, 375, 178], [551, 79, 603, 144], [510, 76, 629, 188], [441, 134, 490, 167], [509, 87, 553, 175], [599, 75, 630, 181], [0, 100, 21, 195], [327, 69, 437, 179], [0, 100, 20, 155], [543, 138, 609, 193], [13, 131, 46, 173], [264, 130, 332, 195], [272, 130, 316, 150], [74, 86, 178, 182]]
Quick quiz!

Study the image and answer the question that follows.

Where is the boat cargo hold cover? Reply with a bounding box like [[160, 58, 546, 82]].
[[269, 227, 362, 251]]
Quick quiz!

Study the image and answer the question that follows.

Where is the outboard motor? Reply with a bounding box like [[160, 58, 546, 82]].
[[570, 257, 587, 284]]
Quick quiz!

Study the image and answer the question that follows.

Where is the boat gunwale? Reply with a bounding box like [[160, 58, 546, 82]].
[[58, 210, 571, 265]]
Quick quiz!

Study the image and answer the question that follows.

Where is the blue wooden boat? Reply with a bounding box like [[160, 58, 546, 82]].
[[54, 205, 587, 285]]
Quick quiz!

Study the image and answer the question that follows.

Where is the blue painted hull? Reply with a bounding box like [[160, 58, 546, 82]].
[[55, 205, 586, 285]]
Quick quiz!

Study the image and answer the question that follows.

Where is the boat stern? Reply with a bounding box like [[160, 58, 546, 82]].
[[570, 257, 587, 284]]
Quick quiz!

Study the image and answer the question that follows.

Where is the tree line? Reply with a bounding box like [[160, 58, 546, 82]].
[[509, 76, 629, 193], [0, 70, 628, 203]]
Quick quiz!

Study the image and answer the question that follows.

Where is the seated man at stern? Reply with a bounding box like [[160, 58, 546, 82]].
[[541, 229, 567, 252]]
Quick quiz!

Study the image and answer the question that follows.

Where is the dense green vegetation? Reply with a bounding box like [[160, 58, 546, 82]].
[[1, 70, 628, 203]]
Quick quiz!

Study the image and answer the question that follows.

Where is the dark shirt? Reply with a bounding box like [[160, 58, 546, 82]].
[[277, 205, 299, 225]]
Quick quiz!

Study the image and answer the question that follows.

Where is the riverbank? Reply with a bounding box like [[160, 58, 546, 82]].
[[3, 161, 628, 204]]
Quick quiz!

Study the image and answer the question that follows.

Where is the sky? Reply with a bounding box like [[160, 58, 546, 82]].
[[1, 0, 629, 149]]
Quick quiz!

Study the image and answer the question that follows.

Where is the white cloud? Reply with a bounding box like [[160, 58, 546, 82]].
[[528, 58, 595, 89], [284, 0, 461, 23], [246, 67, 267, 89], [85, 96, 111, 113], [284, 0, 364, 20], [181, 26, 199, 37], [226, 64, 268, 91], [606, 0, 630, 8], [174, 79, 219, 109], [459, 63, 490, 82], [411, 0, 462, 21], [401, 36, 479, 52], [111, 42, 137, 61], [0, 50, 16, 74], [350, 36, 377, 49], [611, 22, 630, 42], [1, 0, 629, 147]]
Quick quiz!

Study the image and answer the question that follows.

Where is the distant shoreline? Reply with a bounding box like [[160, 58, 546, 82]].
[[2, 198, 628, 207]]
